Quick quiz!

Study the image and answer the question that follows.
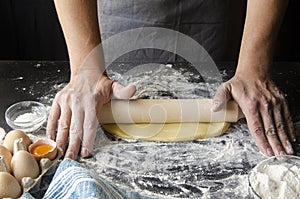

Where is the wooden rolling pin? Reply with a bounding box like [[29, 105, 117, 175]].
[[98, 99, 244, 124]]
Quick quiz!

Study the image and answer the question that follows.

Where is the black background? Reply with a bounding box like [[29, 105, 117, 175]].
[[0, 0, 299, 61]]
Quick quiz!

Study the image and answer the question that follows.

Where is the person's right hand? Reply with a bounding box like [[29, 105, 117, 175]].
[[50, 0, 138, 160], [46, 70, 136, 160]]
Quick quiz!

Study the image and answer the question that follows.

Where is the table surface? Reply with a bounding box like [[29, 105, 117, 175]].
[[1, 61, 300, 198], [1, 61, 300, 128]]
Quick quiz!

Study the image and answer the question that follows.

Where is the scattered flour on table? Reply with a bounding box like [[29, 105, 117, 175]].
[[39, 63, 268, 198], [81, 64, 264, 198], [250, 162, 300, 199]]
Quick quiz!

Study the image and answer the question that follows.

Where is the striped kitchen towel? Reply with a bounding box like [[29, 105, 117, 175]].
[[22, 158, 156, 199]]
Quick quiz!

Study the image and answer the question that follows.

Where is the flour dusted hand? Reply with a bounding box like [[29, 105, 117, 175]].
[[48, 0, 136, 159], [211, 0, 296, 157], [46, 71, 136, 159]]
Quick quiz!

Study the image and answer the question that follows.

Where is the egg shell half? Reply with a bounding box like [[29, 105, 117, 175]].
[[29, 139, 58, 162]]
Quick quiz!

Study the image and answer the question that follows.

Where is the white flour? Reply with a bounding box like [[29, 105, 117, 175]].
[[38, 63, 299, 198], [14, 113, 40, 123], [250, 161, 300, 199]]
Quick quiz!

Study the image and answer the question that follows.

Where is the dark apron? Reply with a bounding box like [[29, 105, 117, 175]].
[[98, 0, 228, 63]]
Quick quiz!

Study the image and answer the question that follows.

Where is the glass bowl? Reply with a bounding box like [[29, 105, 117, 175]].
[[5, 101, 47, 133], [249, 155, 300, 199]]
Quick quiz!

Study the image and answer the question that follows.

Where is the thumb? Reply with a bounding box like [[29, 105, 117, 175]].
[[212, 82, 232, 112], [111, 82, 136, 99]]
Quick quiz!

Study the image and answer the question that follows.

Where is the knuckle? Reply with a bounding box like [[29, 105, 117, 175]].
[[55, 91, 66, 102], [286, 115, 293, 123], [250, 119, 261, 128], [56, 92, 71, 103], [276, 122, 285, 132], [84, 121, 97, 130], [223, 81, 231, 87], [69, 126, 82, 137], [71, 93, 81, 104], [58, 120, 70, 131], [54, 91, 62, 99], [56, 140, 65, 148], [217, 82, 228, 93], [276, 90, 285, 100], [266, 127, 277, 137], [69, 124, 78, 133], [260, 96, 271, 110], [270, 96, 278, 105], [48, 114, 56, 122], [253, 126, 264, 136], [62, 94, 71, 103]]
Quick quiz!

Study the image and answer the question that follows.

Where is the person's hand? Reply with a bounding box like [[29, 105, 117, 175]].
[[212, 72, 296, 156], [46, 70, 136, 159]]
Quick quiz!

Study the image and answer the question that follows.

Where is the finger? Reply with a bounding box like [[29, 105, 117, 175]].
[[243, 101, 273, 156], [260, 97, 285, 156], [46, 99, 61, 140], [282, 99, 296, 142], [55, 105, 71, 152], [270, 85, 296, 143], [212, 82, 232, 112], [81, 108, 98, 157], [112, 82, 136, 99], [248, 116, 273, 156], [273, 101, 294, 155], [65, 105, 84, 160]]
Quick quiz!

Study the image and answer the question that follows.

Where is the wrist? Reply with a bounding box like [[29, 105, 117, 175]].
[[70, 44, 106, 77], [236, 40, 273, 79]]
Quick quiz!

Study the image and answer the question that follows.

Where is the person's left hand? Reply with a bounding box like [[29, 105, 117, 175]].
[[212, 72, 296, 156]]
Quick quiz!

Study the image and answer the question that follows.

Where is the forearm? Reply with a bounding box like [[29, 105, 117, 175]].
[[54, 0, 101, 77], [236, 0, 288, 78]]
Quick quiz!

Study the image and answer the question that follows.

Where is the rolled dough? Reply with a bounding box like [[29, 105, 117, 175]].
[[99, 99, 241, 124], [100, 99, 237, 142], [102, 122, 230, 142]]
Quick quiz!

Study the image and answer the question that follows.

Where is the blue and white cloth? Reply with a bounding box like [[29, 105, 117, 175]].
[[21, 158, 156, 199]]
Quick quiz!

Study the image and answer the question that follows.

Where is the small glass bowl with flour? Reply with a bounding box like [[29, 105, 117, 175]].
[[249, 155, 300, 199], [5, 101, 47, 133]]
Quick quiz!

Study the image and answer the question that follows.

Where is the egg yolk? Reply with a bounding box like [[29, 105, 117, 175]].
[[32, 144, 53, 156]]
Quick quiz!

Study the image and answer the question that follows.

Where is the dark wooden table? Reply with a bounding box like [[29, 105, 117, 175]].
[[1, 61, 300, 198], [0, 61, 69, 130], [1, 61, 300, 131]]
